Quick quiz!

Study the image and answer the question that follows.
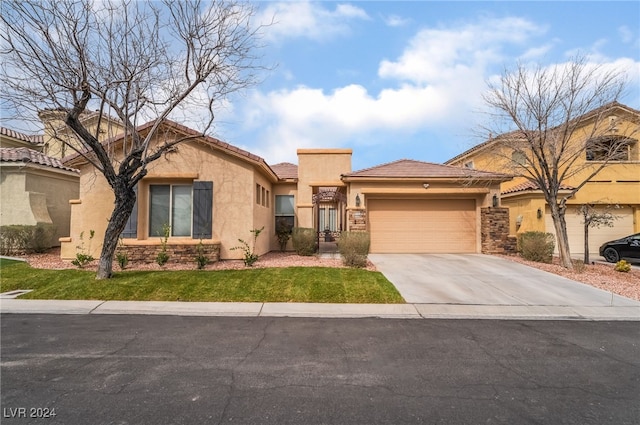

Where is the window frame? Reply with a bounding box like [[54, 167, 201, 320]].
[[148, 183, 193, 238], [275, 194, 295, 232]]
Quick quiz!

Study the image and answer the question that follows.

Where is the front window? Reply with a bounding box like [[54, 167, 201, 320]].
[[275, 195, 295, 232], [149, 184, 192, 237]]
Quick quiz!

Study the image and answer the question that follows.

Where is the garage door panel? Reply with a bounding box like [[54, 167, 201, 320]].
[[369, 199, 476, 253], [544, 206, 633, 255]]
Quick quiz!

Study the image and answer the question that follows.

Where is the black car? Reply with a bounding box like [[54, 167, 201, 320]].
[[599, 233, 640, 263]]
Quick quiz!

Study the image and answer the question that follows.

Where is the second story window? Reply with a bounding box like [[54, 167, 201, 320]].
[[586, 136, 635, 162]]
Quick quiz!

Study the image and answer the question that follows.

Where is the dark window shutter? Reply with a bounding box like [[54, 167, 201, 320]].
[[120, 185, 138, 238], [193, 181, 213, 239]]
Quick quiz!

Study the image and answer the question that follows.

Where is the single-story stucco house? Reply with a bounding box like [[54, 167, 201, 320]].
[[60, 119, 514, 263]]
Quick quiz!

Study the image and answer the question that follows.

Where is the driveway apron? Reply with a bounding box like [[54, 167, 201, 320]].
[[369, 254, 640, 307]]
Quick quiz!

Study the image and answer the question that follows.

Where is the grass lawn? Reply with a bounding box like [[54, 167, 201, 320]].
[[0, 259, 405, 304]]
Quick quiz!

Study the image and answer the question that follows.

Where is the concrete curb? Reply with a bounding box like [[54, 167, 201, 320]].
[[1, 299, 639, 320]]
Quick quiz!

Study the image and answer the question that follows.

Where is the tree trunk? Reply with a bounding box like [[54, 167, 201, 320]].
[[549, 203, 574, 269], [583, 221, 590, 265], [95, 187, 136, 279]]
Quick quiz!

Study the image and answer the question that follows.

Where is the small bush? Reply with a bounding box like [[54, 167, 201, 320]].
[[518, 231, 555, 263], [0, 224, 55, 255], [292, 227, 317, 256], [338, 232, 370, 268], [614, 260, 631, 273], [572, 259, 586, 273], [194, 239, 210, 270], [71, 230, 95, 268], [156, 224, 171, 267], [230, 227, 263, 267]]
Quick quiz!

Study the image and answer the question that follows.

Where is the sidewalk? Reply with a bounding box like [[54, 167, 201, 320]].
[[1, 299, 639, 321]]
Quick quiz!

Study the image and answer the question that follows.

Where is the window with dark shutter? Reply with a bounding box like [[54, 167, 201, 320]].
[[192, 181, 213, 239]]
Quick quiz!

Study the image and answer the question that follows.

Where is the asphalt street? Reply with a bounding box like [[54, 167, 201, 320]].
[[1, 314, 639, 425]]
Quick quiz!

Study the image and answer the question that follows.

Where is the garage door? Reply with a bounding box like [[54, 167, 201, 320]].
[[545, 205, 634, 255], [368, 199, 477, 253]]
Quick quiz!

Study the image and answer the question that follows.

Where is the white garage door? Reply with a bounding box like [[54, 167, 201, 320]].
[[545, 205, 634, 255], [368, 199, 477, 253]]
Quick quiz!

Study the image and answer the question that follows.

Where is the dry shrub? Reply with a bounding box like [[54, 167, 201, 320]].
[[338, 231, 370, 268], [518, 231, 555, 263]]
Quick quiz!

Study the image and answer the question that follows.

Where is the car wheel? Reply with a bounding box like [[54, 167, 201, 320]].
[[603, 247, 620, 263]]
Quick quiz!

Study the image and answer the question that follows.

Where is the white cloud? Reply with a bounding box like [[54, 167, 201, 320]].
[[618, 25, 634, 43], [256, 1, 370, 42], [378, 17, 546, 84], [383, 14, 410, 28]]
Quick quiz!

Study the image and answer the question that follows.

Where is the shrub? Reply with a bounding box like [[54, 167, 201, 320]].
[[115, 237, 129, 270], [614, 260, 631, 273], [338, 231, 370, 268], [155, 223, 171, 267], [194, 239, 210, 270], [275, 218, 292, 252], [0, 224, 55, 255], [291, 227, 317, 256], [71, 230, 95, 268], [230, 227, 263, 267], [571, 259, 586, 273], [518, 231, 555, 263]]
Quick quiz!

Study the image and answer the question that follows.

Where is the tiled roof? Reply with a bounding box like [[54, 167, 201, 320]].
[[343, 159, 510, 180], [502, 180, 575, 195], [0, 127, 44, 146], [62, 119, 277, 177], [0, 147, 79, 173], [445, 102, 640, 165], [270, 162, 298, 179]]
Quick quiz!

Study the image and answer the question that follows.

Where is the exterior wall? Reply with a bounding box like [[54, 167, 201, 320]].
[[1, 165, 78, 245], [480, 207, 517, 254], [252, 173, 274, 256], [500, 197, 547, 235], [296, 149, 351, 228], [62, 140, 272, 260]]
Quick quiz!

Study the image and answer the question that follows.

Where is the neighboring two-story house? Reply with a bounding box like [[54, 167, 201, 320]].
[[445, 102, 640, 257]]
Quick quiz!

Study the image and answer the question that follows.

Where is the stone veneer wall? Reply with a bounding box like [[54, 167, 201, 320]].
[[348, 209, 367, 231], [481, 207, 517, 254], [120, 243, 221, 264]]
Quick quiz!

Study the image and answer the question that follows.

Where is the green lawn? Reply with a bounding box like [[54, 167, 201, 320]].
[[0, 259, 404, 303]]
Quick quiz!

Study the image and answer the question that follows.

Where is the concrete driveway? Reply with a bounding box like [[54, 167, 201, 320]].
[[369, 254, 640, 307]]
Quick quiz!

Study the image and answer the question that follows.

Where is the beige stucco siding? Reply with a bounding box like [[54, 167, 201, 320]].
[[1, 166, 78, 244], [62, 140, 273, 260]]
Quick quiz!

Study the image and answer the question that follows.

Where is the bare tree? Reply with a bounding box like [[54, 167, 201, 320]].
[[482, 55, 634, 269], [577, 204, 618, 265], [1, 0, 265, 278]]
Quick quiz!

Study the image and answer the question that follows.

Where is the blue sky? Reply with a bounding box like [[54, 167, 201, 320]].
[[212, 0, 640, 171]]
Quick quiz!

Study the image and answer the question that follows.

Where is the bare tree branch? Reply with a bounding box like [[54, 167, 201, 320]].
[[1, 0, 266, 278]]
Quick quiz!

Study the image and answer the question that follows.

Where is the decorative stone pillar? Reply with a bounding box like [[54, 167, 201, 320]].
[[481, 207, 517, 254], [348, 209, 367, 231]]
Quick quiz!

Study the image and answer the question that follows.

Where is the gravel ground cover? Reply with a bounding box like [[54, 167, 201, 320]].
[[10, 249, 640, 301]]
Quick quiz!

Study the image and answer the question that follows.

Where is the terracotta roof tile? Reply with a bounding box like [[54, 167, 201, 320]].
[[270, 162, 298, 179], [62, 119, 275, 179], [0, 127, 44, 146], [0, 147, 79, 173], [344, 159, 509, 180], [502, 181, 575, 195]]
